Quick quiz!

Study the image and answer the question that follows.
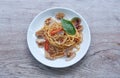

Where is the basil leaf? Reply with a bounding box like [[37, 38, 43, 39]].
[[61, 19, 76, 35]]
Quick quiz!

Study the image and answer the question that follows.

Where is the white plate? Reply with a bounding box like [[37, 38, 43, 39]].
[[27, 7, 91, 68]]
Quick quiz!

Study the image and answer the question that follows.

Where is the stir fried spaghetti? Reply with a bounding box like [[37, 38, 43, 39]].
[[35, 13, 83, 60]]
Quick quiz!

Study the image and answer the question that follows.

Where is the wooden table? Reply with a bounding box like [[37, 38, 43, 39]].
[[0, 0, 120, 78]]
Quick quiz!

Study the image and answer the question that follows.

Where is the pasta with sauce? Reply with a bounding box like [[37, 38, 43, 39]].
[[35, 13, 83, 61]]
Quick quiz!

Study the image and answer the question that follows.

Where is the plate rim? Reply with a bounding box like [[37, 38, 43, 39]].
[[27, 7, 91, 68]]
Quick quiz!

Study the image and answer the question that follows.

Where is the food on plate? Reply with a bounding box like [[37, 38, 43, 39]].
[[55, 12, 65, 19], [35, 12, 83, 61]]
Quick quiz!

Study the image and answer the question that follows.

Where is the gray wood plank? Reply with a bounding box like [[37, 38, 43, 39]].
[[0, 0, 120, 78]]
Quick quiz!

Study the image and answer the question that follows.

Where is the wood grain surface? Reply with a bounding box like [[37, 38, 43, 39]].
[[0, 0, 120, 78]]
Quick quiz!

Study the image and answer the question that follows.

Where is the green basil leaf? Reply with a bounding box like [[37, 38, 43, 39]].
[[61, 19, 76, 35]]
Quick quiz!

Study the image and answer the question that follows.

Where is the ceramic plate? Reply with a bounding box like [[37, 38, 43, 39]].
[[27, 7, 91, 68]]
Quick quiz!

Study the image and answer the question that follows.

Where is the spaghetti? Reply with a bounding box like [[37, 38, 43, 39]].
[[35, 13, 83, 60]]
